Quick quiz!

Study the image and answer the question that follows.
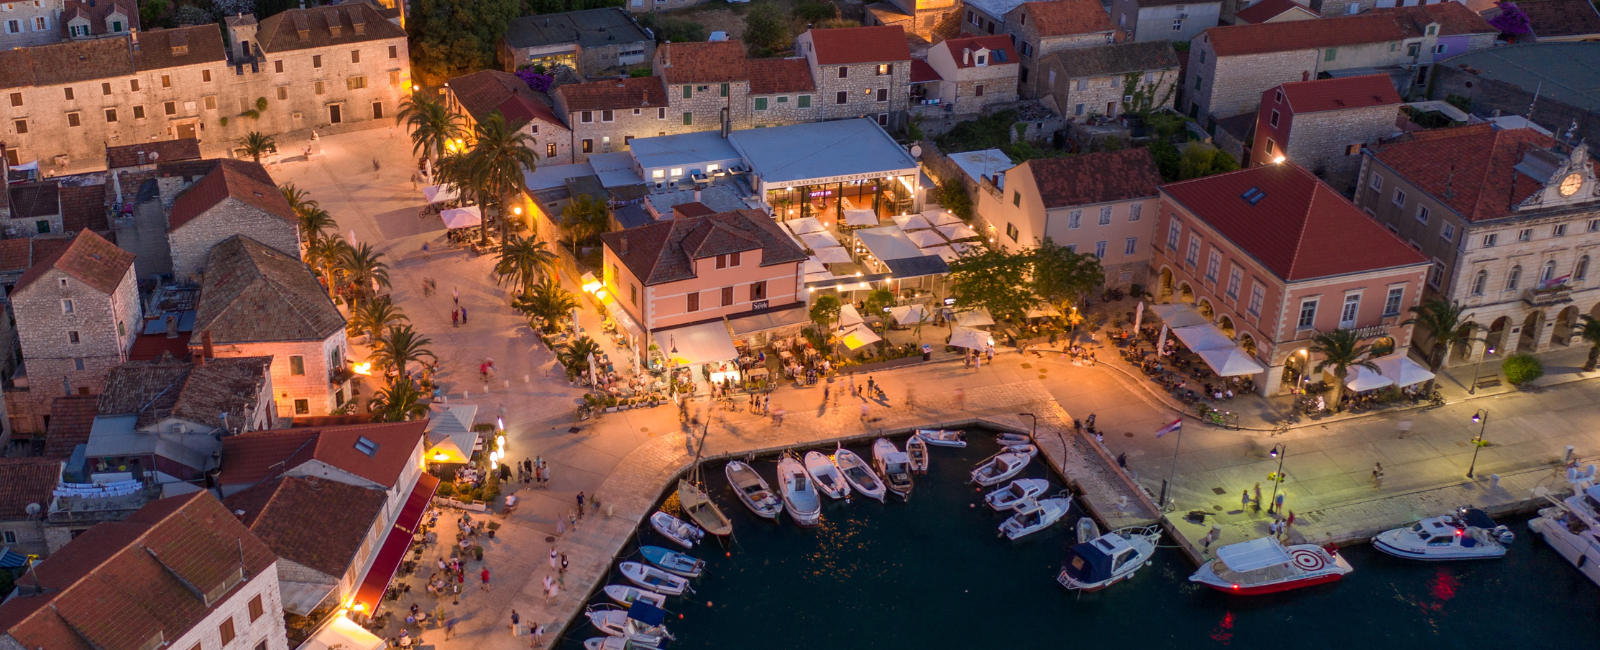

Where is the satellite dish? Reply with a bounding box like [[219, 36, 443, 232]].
[[909, 144, 922, 158], [25, 503, 41, 516], [148, 151, 160, 160]]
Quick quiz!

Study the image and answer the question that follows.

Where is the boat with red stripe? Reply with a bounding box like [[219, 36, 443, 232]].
[[1189, 536, 1352, 595]]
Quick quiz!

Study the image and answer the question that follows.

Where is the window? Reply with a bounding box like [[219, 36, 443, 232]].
[[1518, 228, 1533, 242], [658, 107, 667, 119], [683, 85, 692, 99], [100, 82, 111, 95], [347, 76, 366, 90], [117, 321, 125, 337], [160, 74, 171, 88], [1554, 223, 1567, 237], [581, 111, 593, 123], [1185, 235, 1200, 266], [630, 284, 638, 306], [274, 60, 284, 73], [682, 112, 692, 125], [877, 63, 892, 75], [353, 435, 380, 457], [1440, 222, 1454, 242], [687, 292, 699, 312], [1590, 219, 1600, 232], [1, 531, 13, 544], [1006, 222, 1019, 242], [582, 139, 593, 153], [1339, 294, 1360, 327], [219, 618, 236, 645], [1247, 283, 1264, 317], [798, 95, 811, 108], [1542, 260, 1557, 283], [1205, 250, 1221, 283], [164, 101, 176, 115], [61, 299, 74, 314], [1434, 44, 1447, 55], [721, 286, 734, 307], [1098, 206, 1112, 225], [249, 595, 264, 622], [35, 220, 47, 234], [1166, 221, 1181, 250], [1298, 299, 1317, 329], [750, 281, 767, 300], [289, 356, 305, 375], [1172, 18, 1183, 31], [1324, 48, 1337, 62], [64, 87, 73, 100], [1094, 241, 1107, 258], [1470, 270, 1486, 295], [294, 399, 309, 415], [1382, 286, 1404, 317], [1265, 138, 1276, 156], [1194, 75, 1203, 91], [547, 143, 557, 157], [1577, 256, 1590, 281], [351, 50, 360, 63], [1505, 265, 1521, 291], [203, 69, 212, 82], [1269, 110, 1279, 127], [277, 87, 287, 100], [66, 112, 80, 127], [1076, 79, 1087, 91], [1428, 261, 1445, 288], [1067, 209, 1081, 229], [1129, 203, 1142, 221], [975, 84, 984, 97], [105, 108, 116, 122], [755, 97, 767, 111], [1075, 103, 1085, 116], [836, 91, 847, 105], [389, 45, 398, 58], [73, 358, 84, 371], [719, 83, 728, 98], [313, 54, 322, 68], [67, 331, 79, 344], [1370, 174, 1383, 191], [1226, 267, 1242, 299], [838, 66, 848, 79], [1392, 189, 1407, 206], [389, 71, 400, 86], [315, 81, 325, 95], [6, 92, 17, 108], [1482, 233, 1498, 248]]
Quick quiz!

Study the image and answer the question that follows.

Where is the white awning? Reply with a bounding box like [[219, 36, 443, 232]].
[[1342, 365, 1394, 391], [839, 325, 881, 350], [955, 308, 994, 328], [784, 217, 827, 235], [301, 616, 386, 650], [727, 304, 810, 336], [1216, 537, 1292, 572], [938, 223, 982, 240], [893, 213, 934, 230], [655, 321, 738, 366], [804, 258, 829, 275], [906, 229, 947, 248], [440, 206, 482, 229], [1195, 347, 1266, 377], [948, 326, 991, 350], [422, 184, 458, 204], [843, 208, 880, 227], [1026, 305, 1060, 319], [889, 304, 931, 325], [1172, 324, 1237, 351], [1151, 303, 1211, 328], [855, 226, 926, 261], [1371, 353, 1435, 387], [839, 304, 864, 327], [812, 247, 853, 264], [924, 245, 960, 262], [801, 231, 841, 249], [927, 210, 964, 227]]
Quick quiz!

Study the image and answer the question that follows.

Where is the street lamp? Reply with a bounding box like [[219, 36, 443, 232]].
[[1267, 444, 1288, 515], [1019, 412, 1058, 459], [1467, 409, 1489, 479], [1469, 345, 1495, 394]]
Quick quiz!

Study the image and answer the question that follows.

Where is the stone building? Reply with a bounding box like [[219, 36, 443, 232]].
[[924, 35, 1021, 115], [961, 0, 1116, 100], [747, 57, 820, 128], [497, 7, 653, 76], [655, 40, 755, 133], [1187, 4, 1495, 128], [1040, 40, 1180, 121], [5, 230, 139, 436], [1231, 0, 1320, 24], [223, 475, 390, 616], [551, 76, 674, 164], [191, 235, 350, 420], [1250, 74, 1401, 192], [0, 456, 60, 559], [1356, 124, 1600, 366], [795, 25, 913, 129], [622, 0, 710, 13], [0, 0, 135, 49], [864, 0, 962, 40], [166, 159, 300, 284], [446, 69, 572, 163], [1110, 0, 1222, 43], [1431, 43, 1600, 147]]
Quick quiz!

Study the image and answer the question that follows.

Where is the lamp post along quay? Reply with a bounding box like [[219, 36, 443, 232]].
[[1468, 409, 1490, 479], [1469, 345, 1495, 394], [1268, 444, 1287, 515]]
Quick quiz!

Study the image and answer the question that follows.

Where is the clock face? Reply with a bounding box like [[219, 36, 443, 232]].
[[1560, 173, 1584, 197]]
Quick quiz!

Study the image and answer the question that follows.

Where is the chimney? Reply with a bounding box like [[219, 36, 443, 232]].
[[963, 48, 970, 65], [720, 107, 730, 138], [621, 235, 629, 255], [130, 29, 138, 51], [165, 314, 178, 339], [694, 189, 702, 202], [137, 150, 146, 165], [1302, 70, 1310, 82], [201, 330, 214, 361]]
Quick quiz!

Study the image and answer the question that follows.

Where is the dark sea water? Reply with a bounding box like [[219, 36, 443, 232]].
[[561, 433, 1600, 649]]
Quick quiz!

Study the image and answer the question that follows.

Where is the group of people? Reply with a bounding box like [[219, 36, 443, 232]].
[[517, 457, 550, 487]]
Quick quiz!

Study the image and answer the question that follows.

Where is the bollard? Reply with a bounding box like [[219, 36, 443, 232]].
[[463, 389, 470, 398], [504, 380, 510, 389], [442, 395, 449, 403], [606, 503, 614, 517], [1489, 474, 1500, 489]]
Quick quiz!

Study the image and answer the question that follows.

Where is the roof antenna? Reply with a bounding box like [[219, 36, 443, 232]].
[[1443, 166, 1455, 200], [1527, 80, 1542, 124]]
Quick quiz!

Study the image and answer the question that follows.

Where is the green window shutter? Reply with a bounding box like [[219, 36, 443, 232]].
[[683, 112, 693, 125], [798, 95, 811, 108], [683, 85, 692, 99], [755, 97, 767, 111], [720, 83, 729, 97], [1324, 48, 1336, 62]]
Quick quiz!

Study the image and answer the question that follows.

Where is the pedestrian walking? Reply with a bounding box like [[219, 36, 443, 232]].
[[543, 576, 556, 604], [986, 347, 994, 363], [1241, 489, 1250, 510], [534, 624, 545, 646], [1271, 492, 1284, 515], [1285, 510, 1296, 536], [1203, 523, 1222, 551], [955, 388, 966, 411], [453, 287, 460, 305], [1116, 452, 1127, 468], [480, 567, 490, 591], [556, 518, 565, 536], [1252, 483, 1262, 512], [848, 375, 856, 396], [822, 386, 830, 407], [569, 511, 578, 532], [867, 376, 876, 394], [446, 617, 457, 639], [577, 492, 585, 516], [510, 610, 520, 636], [763, 394, 770, 414], [1372, 462, 1384, 488], [452, 310, 459, 327], [1085, 413, 1097, 431], [421, 242, 431, 260], [549, 548, 557, 569], [560, 553, 569, 574], [461, 306, 468, 324]]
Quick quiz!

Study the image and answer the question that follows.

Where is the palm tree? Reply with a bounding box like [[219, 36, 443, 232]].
[[560, 193, 609, 251], [304, 236, 346, 300], [349, 295, 408, 342], [396, 93, 466, 166], [296, 204, 338, 244], [369, 376, 430, 422], [1403, 298, 1481, 392], [280, 184, 316, 215], [1579, 315, 1600, 371], [464, 111, 540, 243], [239, 131, 277, 163], [494, 235, 558, 295], [337, 242, 391, 305], [372, 324, 436, 377], [1310, 329, 1378, 411], [557, 336, 603, 381], [512, 277, 580, 331]]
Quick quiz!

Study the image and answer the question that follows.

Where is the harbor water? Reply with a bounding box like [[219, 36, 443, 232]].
[[562, 431, 1600, 649]]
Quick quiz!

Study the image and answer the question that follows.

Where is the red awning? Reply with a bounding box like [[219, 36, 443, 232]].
[[351, 473, 441, 611]]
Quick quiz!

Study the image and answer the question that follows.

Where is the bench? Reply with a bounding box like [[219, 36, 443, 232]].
[[1474, 377, 1502, 390]]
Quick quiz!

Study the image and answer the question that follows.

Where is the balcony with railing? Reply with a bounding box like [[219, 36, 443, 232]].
[[1524, 285, 1573, 307]]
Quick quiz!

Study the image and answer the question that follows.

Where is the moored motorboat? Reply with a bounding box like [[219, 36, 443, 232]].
[[1527, 471, 1600, 588], [1189, 537, 1353, 595], [803, 451, 852, 500], [725, 460, 784, 519], [999, 493, 1073, 540], [872, 438, 914, 499], [678, 476, 732, 537], [1057, 525, 1163, 591], [1371, 507, 1513, 561], [778, 453, 822, 526], [586, 602, 673, 647], [649, 511, 702, 549], [916, 429, 967, 447], [996, 432, 1032, 446], [619, 561, 693, 596], [906, 436, 930, 474], [1077, 516, 1101, 543], [583, 637, 629, 650], [639, 545, 704, 578], [971, 447, 1034, 486], [985, 478, 1049, 511], [603, 584, 667, 608], [833, 446, 887, 502]]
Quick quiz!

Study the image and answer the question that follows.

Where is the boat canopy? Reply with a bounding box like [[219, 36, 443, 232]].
[[1462, 508, 1497, 530], [627, 601, 666, 626], [884, 451, 910, 466], [1062, 542, 1114, 583], [1215, 537, 1292, 572]]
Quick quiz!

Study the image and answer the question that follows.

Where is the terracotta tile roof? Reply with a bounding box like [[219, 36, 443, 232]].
[[1025, 148, 1162, 208], [1373, 3, 1496, 37], [555, 76, 669, 112], [1203, 14, 1411, 57], [219, 430, 319, 486], [937, 35, 1020, 68], [0, 457, 59, 520], [193, 235, 345, 344], [910, 59, 943, 83], [9, 182, 60, 219], [1046, 40, 1178, 78], [1162, 162, 1428, 281], [658, 41, 749, 83], [0, 240, 30, 274], [255, 4, 406, 54], [98, 355, 271, 430], [748, 58, 817, 94], [45, 395, 100, 457], [127, 330, 193, 362], [59, 183, 109, 233], [223, 476, 388, 577], [1369, 123, 1560, 223], [1233, 0, 1319, 23], [0, 492, 276, 650], [14, 230, 133, 295], [600, 209, 808, 286], [448, 70, 565, 129], [1017, 0, 1115, 37], [59, 0, 139, 39], [220, 421, 426, 489], [105, 139, 202, 169], [502, 7, 652, 50], [806, 25, 911, 65], [169, 160, 295, 232], [131, 25, 228, 73], [157, 158, 275, 186], [1277, 74, 1401, 114], [1506, 0, 1600, 38]]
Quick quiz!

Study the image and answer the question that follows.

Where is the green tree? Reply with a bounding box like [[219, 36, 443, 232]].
[[1310, 329, 1377, 411], [558, 336, 604, 381], [1502, 353, 1544, 385], [406, 0, 522, 84], [862, 289, 897, 318], [397, 94, 467, 166], [939, 179, 973, 220], [338, 242, 391, 305], [280, 183, 315, 216], [1029, 239, 1104, 322], [561, 193, 610, 250], [1149, 140, 1182, 182], [140, 0, 171, 29], [238, 132, 276, 163], [1580, 315, 1600, 371], [743, 3, 791, 56], [1177, 143, 1240, 180], [809, 294, 843, 333], [947, 249, 1037, 324], [513, 277, 580, 330], [494, 234, 558, 295], [304, 236, 346, 300], [370, 377, 431, 422], [349, 295, 409, 342], [1402, 298, 1481, 392], [464, 111, 540, 243], [372, 324, 436, 377]]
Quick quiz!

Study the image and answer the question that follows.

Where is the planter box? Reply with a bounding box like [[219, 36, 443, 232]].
[[605, 407, 618, 413]]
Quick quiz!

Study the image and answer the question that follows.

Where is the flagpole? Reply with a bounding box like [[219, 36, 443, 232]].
[[1160, 419, 1183, 512]]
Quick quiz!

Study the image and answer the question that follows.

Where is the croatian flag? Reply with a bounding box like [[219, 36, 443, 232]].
[[1155, 419, 1182, 438]]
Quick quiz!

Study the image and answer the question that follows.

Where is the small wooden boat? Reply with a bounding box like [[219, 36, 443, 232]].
[[999, 493, 1073, 540], [971, 448, 1034, 486], [649, 511, 702, 549], [833, 446, 887, 502], [725, 460, 783, 519], [778, 453, 822, 526], [587, 603, 673, 647], [1057, 525, 1163, 591], [620, 561, 693, 596], [640, 545, 704, 578], [1004, 443, 1039, 459], [583, 637, 629, 650], [985, 478, 1049, 511], [1189, 537, 1353, 595], [872, 438, 914, 500], [1077, 515, 1101, 543], [603, 584, 667, 608], [996, 432, 1032, 446], [678, 476, 732, 537], [915, 429, 967, 448], [803, 451, 851, 500], [906, 436, 929, 474]]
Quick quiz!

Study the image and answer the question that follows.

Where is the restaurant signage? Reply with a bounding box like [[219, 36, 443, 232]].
[[764, 169, 916, 190]]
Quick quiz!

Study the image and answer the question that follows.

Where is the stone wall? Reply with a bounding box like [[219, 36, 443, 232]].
[[208, 333, 348, 418], [168, 202, 301, 285], [747, 92, 822, 127], [1283, 104, 1398, 193], [1190, 42, 1317, 122], [0, 519, 46, 558], [665, 81, 752, 131], [1047, 67, 1179, 122], [7, 266, 139, 434]]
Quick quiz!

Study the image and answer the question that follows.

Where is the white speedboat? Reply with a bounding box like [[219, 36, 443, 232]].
[[996, 432, 1032, 446], [725, 460, 783, 519], [1057, 525, 1163, 591], [986, 478, 1050, 511], [586, 603, 673, 647], [649, 511, 702, 549], [872, 438, 914, 499], [603, 584, 667, 608], [619, 561, 692, 596], [1189, 537, 1352, 595], [778, 453, 822, 526], [834, 446, 887, 502], [971, 447, 1034, 486], [999, 493, 1073, 540], [906, 436, 929, 474], [640, 545, 703, 578], [583, 637, 629, 650], [803, 451, 851, 500], [916, 429, 967, 447], [1371, 507, 1513, 561], [1527, 469, 1600, 588]]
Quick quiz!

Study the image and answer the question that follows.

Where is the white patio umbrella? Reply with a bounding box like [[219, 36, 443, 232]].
[[955, 308, 994, 328], [800, 231, 841, 249], [839, 325, 882, 350], [906, 229, 947, 248], [1196, 347, 1266, 376], [1371, 353, 1436, 387], [803, 258, 829, 276], [813, 246, 852, 264], [928, 210, 964, 227], [1151, 303, 1210, 328], [785, 217, 827, 235], [1025, 305, 1060, 319], [1134, 301, 1145, 333], [423, 184, 458, 204], [1172, 324, 1238, 351], [948, 326, 990, 350], [843, 208, 880, 227], [838, 304, 864, 328], [1342, 365, 1395, 391], [888, 304, 930, 326], [440, 206, 483, 229], [893, 213, 934, 230], [924, 245, 960, 262], [938, 223, 982, 240], [586, 352, 598, 387]]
